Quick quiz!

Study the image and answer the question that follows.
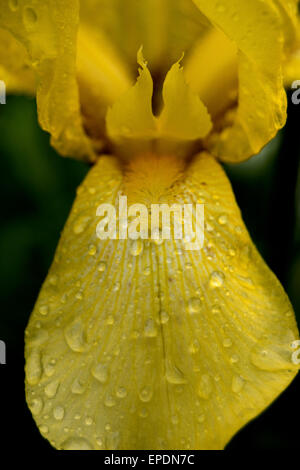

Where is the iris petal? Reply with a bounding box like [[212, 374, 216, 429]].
[[0, 0, 94, 161], [192, 0, 296, 162], [26, 152, 299, 450]]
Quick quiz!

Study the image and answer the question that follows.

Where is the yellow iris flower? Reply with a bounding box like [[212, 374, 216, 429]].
[[1, 0, 300, 451]]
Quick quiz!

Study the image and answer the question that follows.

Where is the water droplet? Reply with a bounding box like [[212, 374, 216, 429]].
[[139, 408, 148, 418], [71, 378, 85, 394], [39, 305, 49, 316], [98, 262, 107, 272], [209, 271, 225, 288], [166, 363, 187, 384], [26, 350, 42, 385], [197, 375, 212, 399], [44, 380, 59, 398], [49, 275, 58, 286], [106, 431, 120, 450], [187, 297, 201, 314], [230, 355, 239, 364], [223, 338, 232, 348], [40, 425, 49, 434], [104, 395, 116, 407], [144, 319, 158, 338], [96, 437, 104, 447], [64, 319, 86, 352], [23, 7, 38, 27], [139, 386, 153, 403], [53, 406, 65, 421], [251, 346, 293, 371], [85, 416, 93, 426], [62, 438, 93, 450], [9, 0, 19, 11], [160, 311, 169, 324], [44, 359, 56, 377], [92, 363, 108, 383], [116, 387, 127, 399], [29, 397, 43, 415], [88, 244, 96, 256], [218, 215, 228, 225], [143, 266, 151, 276], [232, 375, 245, 393], [73, 216, 91, 234], [75, 291, 84, 300], [130, 240, 143, 257], [189, 339, 200, 354], [197, 414, 205, 423]]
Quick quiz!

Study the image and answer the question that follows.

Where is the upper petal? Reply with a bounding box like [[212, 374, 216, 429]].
[[0, 0, 95, 161], [25, 152, 299, 450], [192, 0, 298, 162]]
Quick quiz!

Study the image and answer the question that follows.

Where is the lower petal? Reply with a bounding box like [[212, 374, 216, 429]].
[[25, 152, 299, 450]]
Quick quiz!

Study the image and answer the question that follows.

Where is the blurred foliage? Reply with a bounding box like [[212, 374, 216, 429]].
[[0, 95, 299, 451]]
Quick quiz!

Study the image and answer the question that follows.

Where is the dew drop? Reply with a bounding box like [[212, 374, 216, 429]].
[[40, 425, 49, 435], [139, 386, 153, 403], [116, 387, 127, 399], [223, 338, 232, 348], [160, 311, 169, 324], [144, 319, 158, 338], [62, 438, 93, 450], [251, 346, 293, 371], [39, 305, 49, 316], [44, 380, 59, 398], [187, 297, 201, 314], [49, 275, 58, 286], [143, 266, 151, 276], [88, 244, 96, 256], [9, 0, 19, 11], [230, 354, 239, 364], [104, 395, 117, 408], [197, 374, 212, 399], [73, 216, 91, 234], [23, 7, 38, 27], [29, 397, 43, 415], [26, 350, 42, 385], [232, 375, 245, 394], [64, 319, 86, 352], [130, 239, 143, 257], [209, 271, 225, 288], [98, 261, 107, 272], [218, 214, 228, 225], [92, 363, 108, 383], [71, 378, 85, 395], [53, 406, 65, 421], [166, 363, 187, 385], [85, 416, 93, 426]]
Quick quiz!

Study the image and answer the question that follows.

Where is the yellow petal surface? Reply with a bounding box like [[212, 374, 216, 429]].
[[25, 152, 299, 450], [193, 0, 291, 162], [0, 0, 94, 161], [0, 28, 36, 95]]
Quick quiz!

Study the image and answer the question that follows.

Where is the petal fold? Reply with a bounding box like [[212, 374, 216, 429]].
[[26, 152, 299, 450]]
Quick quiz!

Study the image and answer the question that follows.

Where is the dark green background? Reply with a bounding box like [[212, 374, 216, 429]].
[[0, 93, 299, 451]]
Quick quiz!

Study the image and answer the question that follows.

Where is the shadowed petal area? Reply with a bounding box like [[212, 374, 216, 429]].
[[25, 152, 299, 450]]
